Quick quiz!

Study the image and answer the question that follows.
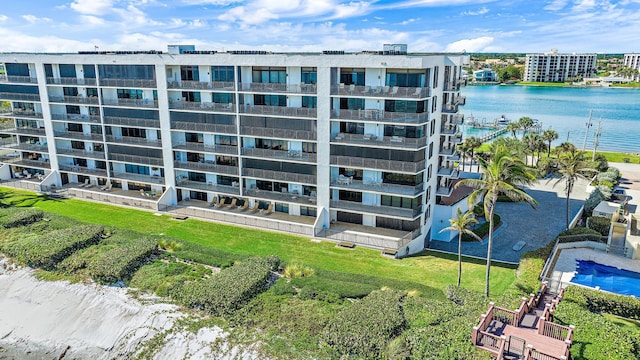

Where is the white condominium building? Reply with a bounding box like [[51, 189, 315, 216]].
[[0, 46, 467, 256], [524, 49, 596, 82], [623, 54, 640, 81]]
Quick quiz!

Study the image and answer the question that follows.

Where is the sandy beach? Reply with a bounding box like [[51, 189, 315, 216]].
[[0, 256, 259, 360]]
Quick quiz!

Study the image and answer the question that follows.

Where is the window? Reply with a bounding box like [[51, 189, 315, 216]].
[[59, 64, 77, 78], [122, 127, 146, 138], [302, 96, 317, 109], [338, 190, 362, 202], [254, 94, 286, 106], [300, 206, 317, 217], [212, 66, 234, 82], [86, 88, 98, 97], [71, 141, 84, 150], [339, 98, 364, 110], [98, 65, 156, 80], [125, 164, 149, 175], [185, 133, 203, 143], [188, 172, 206, 182], [252, 67, 286, 84], [433, 66, 439, 88], [63, 87, 78, 96], [384, 100, 425, 113], [339, 68, 365, 85], [68, 123, 83, 132], [380, 195, 422, 210], [180, 66, 199, 81], [181, 91, 200, 102], [117, 89, 143, 99], [302, 142, 316, 154], [66, 105, 81, 114], [385, 69, 426, 87], [275, 203, 289, 213], [212, 92, 233, 104], [301, 68, 317, 84]]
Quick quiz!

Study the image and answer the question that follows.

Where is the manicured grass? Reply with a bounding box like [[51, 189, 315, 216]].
[[603, 313, 640, 331], [585, 150, 640, 164], [0, 187, 517, 296], [515, 81, 570, 87]]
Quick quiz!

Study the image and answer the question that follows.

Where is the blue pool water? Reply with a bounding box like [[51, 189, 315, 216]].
[[571, 260, 640, 297]]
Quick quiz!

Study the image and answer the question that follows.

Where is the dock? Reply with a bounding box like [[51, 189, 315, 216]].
[[478, 128, 508, 143]]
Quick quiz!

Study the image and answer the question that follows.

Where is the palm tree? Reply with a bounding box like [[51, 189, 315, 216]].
[[466, 136, 482, 172], [518, 117, 535, 140], [456, 145, 538, 297], [506, 122, 520, 138], [459, 141, 471, 172], [551, 151, 597, 230], [541, 129, 559, 156], [439, 208, 481, 286], [556, 141, 577, 156], [523, 133, 542, 166]]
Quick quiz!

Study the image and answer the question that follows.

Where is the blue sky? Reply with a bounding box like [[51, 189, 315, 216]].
[[1, 0, 639, 53]]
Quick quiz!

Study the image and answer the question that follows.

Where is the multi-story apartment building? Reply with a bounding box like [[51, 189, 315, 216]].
[[0, 46, 467, 256], [623, 53, 640, 81], [472, 69, 497, 82], [524, 49, 596, 82]]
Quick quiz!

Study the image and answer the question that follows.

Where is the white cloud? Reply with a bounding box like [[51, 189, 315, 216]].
[[22, 15, 53, 23], [462, 6, 489, 15], [70, 0, 114, 15], [445, 36, 494, 52], [182, 0, 243, 4], [0, 14, 8, 21], [543, 0, 569, 11], [397, 18, 419, 25], [79, 15, 106, 26], [573, 0, 596, 11]]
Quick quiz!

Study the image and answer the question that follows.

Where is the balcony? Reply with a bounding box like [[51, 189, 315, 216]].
[[51, 113, 101, 123], [439, 147, 461, 161], [175, 180, 240, 195], [241, 147, 317, 163], [244, 188, 316, 206], [440, 125, 458, 135], [332, 133, 427, 150], [239, 82, 317, 94], [46, 77, 97, 86], [173, 160, 239, 176], [102, 98, 158, 108], [171, 121, 236, 134], [99, 79, 157, 88], [56, 148, 106, 160], [330, 85, 429, 99], [240, 104, 317, 118], [0, 157, 50, 169], [58, 164, 108, 177], [240, 126, 316, 141], [436, 185, 454, 197], [172, 142, 238, 155], [0, 93, 41, 102], [330, 109, 428, 124], [10, 110, 43, 119], [330, 200, 421, 219], [53, 131, 103, 141], [169, 101, 235, 113], [0, 138, 46, 152], [48, 95, 100, 105], [112, 172, 165, 185], [330, 178, 423, 197], [243, 168, 316, 185], [109, 153, 164, 167], [454, 95, 466, 105], [0, 75, 38, 84], [450, 114, 464, 125], [442, 104, 459, 113], [168, 80, 235, 91], [104, 135, 163, 148], [437, 166, 460, 178], [443, 82, 461, 92], [103, 116, 161, 129], [330, 155, 425, 174], [1, 127, 47, 136]]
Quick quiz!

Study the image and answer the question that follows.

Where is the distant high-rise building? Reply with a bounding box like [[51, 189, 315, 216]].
[[524, 49, 596, 82], [623, 54, 640, 82]]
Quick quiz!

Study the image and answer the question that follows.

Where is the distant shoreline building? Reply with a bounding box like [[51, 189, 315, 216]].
[[623, 53, 640, 82], [0, 45, 469, 256], [472, 69, 497, 82], [524, 49, 596, 82]]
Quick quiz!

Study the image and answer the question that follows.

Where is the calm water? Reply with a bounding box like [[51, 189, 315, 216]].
[[461, 85, 640, 153]]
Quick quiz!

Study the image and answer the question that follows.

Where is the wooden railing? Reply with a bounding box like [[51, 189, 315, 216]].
[[493, 306, 518, 326], [476, 331, 503, 353], [528, 347, 566, 360]]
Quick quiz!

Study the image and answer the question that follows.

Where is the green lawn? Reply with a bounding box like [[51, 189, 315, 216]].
[[0, 187, 516, 296]]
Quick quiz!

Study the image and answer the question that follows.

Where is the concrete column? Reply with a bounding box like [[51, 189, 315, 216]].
[[315, 65, 331, 230], [155, 62, 177, 205], [33, 61, 61, 186]]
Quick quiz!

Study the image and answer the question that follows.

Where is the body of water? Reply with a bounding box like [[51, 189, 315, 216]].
[[571, 260, 640, 297], [460, 85, 640, 153]]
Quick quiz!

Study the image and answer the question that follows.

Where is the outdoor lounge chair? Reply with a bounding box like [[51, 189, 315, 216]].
[[215, 197, 227, 207], [239, 200, 249, 210], [79, 179, 89, 188], [260, 203, 274, 214], [248, 202, 259, 212]]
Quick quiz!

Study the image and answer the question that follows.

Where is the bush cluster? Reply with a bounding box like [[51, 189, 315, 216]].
[[130, 259, 211, 297], [564, 286, 640, 321], [87, 236, 158, 283], [282, 263, 315, 279], [1, 209, 43, 228], [587, 216, 611, 236], [2, 225, 103, 269], [177, 255, 280, 316], [584, 188, 607, 216], [322, 289, 406, 357], [172, 241, 249, 268]]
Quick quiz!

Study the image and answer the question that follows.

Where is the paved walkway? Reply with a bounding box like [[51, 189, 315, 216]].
[[430, 176, 588, 263]]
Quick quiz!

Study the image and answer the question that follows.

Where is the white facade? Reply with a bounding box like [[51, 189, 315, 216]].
[[524, 50, 596, 82], [623, 54, 640, 82], [472, 69, 497, 82], [0, 48, 467, 255]]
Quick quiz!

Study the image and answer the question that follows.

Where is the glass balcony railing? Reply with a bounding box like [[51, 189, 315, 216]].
[[53, 131, 103, 141], [244, 188, 316, 205], [103, 116, 161, 129], [167, 80, 235, 91], [238, 82, 317, 94], [112, 172, 165, 185], [102, 98, 158, 108], [58, 164, 108, 177], [242, 167, 316, 185], [99, 78, 157, 88], [173, 160, 239, 176], [109, 153, 164, 167], [330, 85, 429, 98], [239, 126, 316, 141], [240, 104, 317, 118], [51, 113, 101, 123], [0, 157, 50, 169], [330, 109, 428, 124], [2, 127, 47, 136], [0, 140, 48, 153], [46, 77, 97, 86], [330, 178, 423, 196], [241, 147, 317, 162], [11, 110, 43, 119], [0, 93, 40, 102], [330, 155, 425, 173], [168, 101, 235, 113], [442, 104, 459, 113], [331, 133, 427, 149], [0, 75, 38, 84], [330, 200, 421, 219], [175, 180, 240, 195], [48, 95, 100, 105], [56, 148, 106, 159], [170, 121, 236, 134], [172, 142, 238, 155], [104, 135, 163, 148], [437, 166, 460, 178]]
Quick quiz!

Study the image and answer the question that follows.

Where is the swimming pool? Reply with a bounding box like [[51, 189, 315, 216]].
[[571, 260, 640, 297]]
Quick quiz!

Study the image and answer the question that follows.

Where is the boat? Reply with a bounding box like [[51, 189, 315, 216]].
[[496, 114, 510, 126]]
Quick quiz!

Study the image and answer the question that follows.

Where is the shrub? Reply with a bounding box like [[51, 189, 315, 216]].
[[291, 276, 378, 299], [129, 259, 211, 297], [597, 185, 612, 200], [87, 236, 158, 283], [322, 289, 406, 357], [283, 263, 315, 279], [598, 180, 614, 191], [2, 225, 103, 269], [587, 216, 611, 236], [564, 286, 640, 321], [177, 256, 280, 316], [584, 188, 606, 215], [269, 279, 297, 296], [1, 209, 43, 228], [158, 238, 182, 252], [172, 241, 249, 268], [559, 227, 602, 237]]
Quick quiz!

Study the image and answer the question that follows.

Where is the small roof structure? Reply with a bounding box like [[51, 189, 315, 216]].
[[592, 201, 621, 219]]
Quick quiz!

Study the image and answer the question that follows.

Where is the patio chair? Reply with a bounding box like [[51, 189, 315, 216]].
[[228, 198, 237, 207], [413, 87, 422, 97], [100, 181, 111, 191], [239, 200, 249, 210], [390, 86, 399, 96], [248, 201, 259, 212], [361, 86, 370, 94], [260, 203, 273, 214], [215, 197, 227, 207], [79, 179, 89, 188]]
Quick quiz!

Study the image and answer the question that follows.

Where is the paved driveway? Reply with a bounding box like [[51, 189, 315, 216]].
[[430, 176, 588, 263]]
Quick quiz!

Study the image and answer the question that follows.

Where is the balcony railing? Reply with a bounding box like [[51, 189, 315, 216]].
[[51, 113, 101, 123], [173, 160, 239, 176], [332, 133, 427, 149], [240, 104, 317, 118], [167, 80, 235, 91], [169, 101, 235, 113], [0, 157, 50, 169], [454, 95, 466, 105], [104, 135, 163, 148], [443, 82, 461, 92], [46, 77, 97, 86], [172, 142, 238, 155], [440, 125, 458, 135], [450, 114, 464, 125], [102, 98, 158, 108], [2, 127, 47, 136], [53, 131, 103, 141], [240, 126, 316, 141], [175, 180, 240, 195], [103, 116, 161, 129], [58, 164, 108, 177], [11, 111, 43, 119], [99, 79, 157, 88], [171, 121, 236, 134], [436, 185, 454, 197], [330, 178, 423, 196], [330, 85, 429, 98], [239, 82, 317, 94], [0, 75, 38, 84], [244, 188, 316, 205], [56, 148, 106, 159], [330, 200, 421, 219], [49, 95, 100, 105], [243, 168, 316, 185], [109, 153, 164, 167], [0, 93, 41, 102], [331, 109, 429, 124], [437, 166, 460, 178], [331, 155, 425, 174], [112, 172, 165, 185], [241, 147, 317, 162], [442, 104, 459, 113], [0, 141, 48, 153]]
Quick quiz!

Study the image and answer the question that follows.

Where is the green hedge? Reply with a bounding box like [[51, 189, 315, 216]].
[[177, 255, 280, 316], [87, 236, 158, 283], [1, 209, 43, 228], [130, 259, 212, 297], [2, 225, 103, 269], [322, 289, 406, 357], [588, 216, 611, 236], [563, 286, 640, 321], [462, 214, 501, 242], [172, 241, 249, 268]]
